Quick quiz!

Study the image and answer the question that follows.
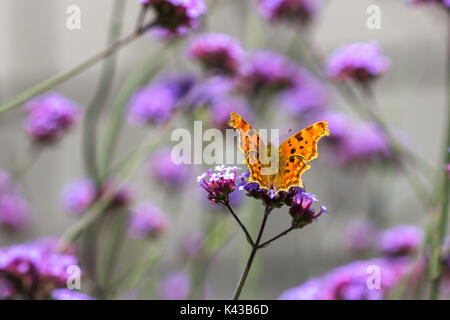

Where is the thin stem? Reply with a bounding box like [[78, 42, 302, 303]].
[[135, 3, 149, 32], [429, 12, 450, 300], [224, 200, 254, 246], [11, 143, 41, 180], [0, 20, 156, 114], [83, 0, 126, 182], [258, 226, 295, 249], [232, 206, 272, 300]]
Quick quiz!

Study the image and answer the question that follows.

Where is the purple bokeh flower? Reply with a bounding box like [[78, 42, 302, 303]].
[[128, 201, 169, 239], [0, 169, 32, 232], [197, 166, 242, 205], [257, 0, 320, 26], [280, 70, 328, 117], [407, 0, 450, 8], [238, 51, 298, 94], [0, 277, 16, 299], [61, 178, 134, 216], [147, 148, 189, 189], [278, 278, 323, 300], [140, 0, 207, 38], [0, 194, 32, 231], [376, 225, 423, 258], [326, 41, 390, 86], [23, 92, 80, 142], [158, 271, 191, 300], [209, 96, 254, 130], [188, 33, 244, 74], [311, 112, 391, 166], [127, 75, 195, 126], [51, 288, 94, 300], [61, 178, 97, 216], [344, 219, 376, 253], [279, 258, 407, 300], [0, 239, 79, 299], [181, 231, 205, 260]]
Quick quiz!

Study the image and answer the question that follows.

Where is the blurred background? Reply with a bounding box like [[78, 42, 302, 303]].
[[0, 0, 447, 299]]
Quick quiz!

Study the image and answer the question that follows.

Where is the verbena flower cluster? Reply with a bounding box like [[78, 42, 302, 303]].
[[188, 33, 244, 75], [279, 258, 407, 300], [23, 93, 80, 142], [128, 201, 169, 239], [61, 178, 133, 216], [0, 170, 32, 232], [256, 0, 320, 26], [0, 238, 81, 299], [139, 0, 207, 37], [326, 41, 391, 86], [127, 74, 195, 126]]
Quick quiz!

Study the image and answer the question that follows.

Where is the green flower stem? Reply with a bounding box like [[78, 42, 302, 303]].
[[0, 19, 156, 115], [83, 0, 126, 182], [258, 226, 295, 249], [11, 143, 41, 181], [98, 44, 169, 178], [429, 12, 450, 300], [233, 206, 272, 300], [224, 201, 254, 246]]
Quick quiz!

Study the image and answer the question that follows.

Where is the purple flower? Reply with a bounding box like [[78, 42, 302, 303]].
[[0, 277, 16, 299], [279, 258, 406, 300], [278, 278, 323, 300], [190, 76, 238, 107], [140, 0, 207, 38], [209, 96, 254, 130], [0, 170, 13, 194], [51, 289, 94, 300], [158, 271, 191, 300], [197, 166, 242, 205], [100, 179, 135, 209], [321, 259, 403, 300], [376, 225, 423, 258], [313, 112, 391, 166], [147, 148, 189, 189], [407, 0, 450, 8], [61, 178, 97, 216], [0, 193, 32, 231], [181, 232, 205, 260], [326, 41, 390, 86], [0, 239, 79, 299], [188, 33, 244, 74], [257, 0, 320, 26], [447, 163, 450, 178], [238, 51, 299, 94], [344, 219, 376, 253], [287, 191, 327, 228], [128, 83, 178, 126], [23, 92, 80, 142], [61, 178, 133, 216], [128, 201, 169, 239], [280, 71, 328, 117], [127, 75, 195, 126]]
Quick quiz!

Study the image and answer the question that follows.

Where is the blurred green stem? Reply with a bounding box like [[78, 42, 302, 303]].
[[83, 0, 126, 182], [11, 143, 41, 181], [98, 44, 168, 178], [0, 17, 156, 114], [429, 12, 450, 300], [233, 206, 272, 300]]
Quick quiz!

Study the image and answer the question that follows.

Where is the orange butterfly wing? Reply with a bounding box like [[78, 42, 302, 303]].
[[278, 121, 331, 162], [228, 112, 274, 190], [275, 121, 331, 193]]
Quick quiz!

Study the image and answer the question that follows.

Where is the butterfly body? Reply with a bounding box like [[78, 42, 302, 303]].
[[228, 112, 331, 194]]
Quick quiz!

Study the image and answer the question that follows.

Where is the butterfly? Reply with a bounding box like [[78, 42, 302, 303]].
[[228, 112, 331, 194]]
